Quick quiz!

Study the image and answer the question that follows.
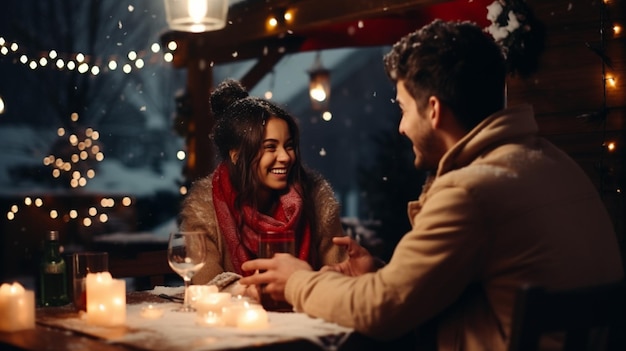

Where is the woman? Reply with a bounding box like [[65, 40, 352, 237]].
[[179, 79, 346, 286]]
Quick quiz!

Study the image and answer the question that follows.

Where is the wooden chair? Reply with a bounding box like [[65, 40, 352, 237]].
[[508, 280, 626, 351]]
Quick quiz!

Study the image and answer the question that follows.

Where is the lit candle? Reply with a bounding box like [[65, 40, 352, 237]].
[[196, 310, 224, 327], [0, 282, 35, 332], [222, 304, 247, 327], [140, 304, 164, 319], [222, 300, 265, 327], [195, 292, 231, 316], [188, 284, 218, 308], [85, 272, 126, 326], [237, 306, 269, 330]]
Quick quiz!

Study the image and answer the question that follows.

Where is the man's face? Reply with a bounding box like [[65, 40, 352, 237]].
[[396, 81, 446, 171]]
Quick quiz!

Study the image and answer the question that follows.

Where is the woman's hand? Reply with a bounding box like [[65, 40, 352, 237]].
[[320, 236, 381, 276], [239, 254, 313, 301]]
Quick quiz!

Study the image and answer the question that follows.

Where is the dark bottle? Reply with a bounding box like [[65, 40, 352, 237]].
[[39, 230, 69, 306]]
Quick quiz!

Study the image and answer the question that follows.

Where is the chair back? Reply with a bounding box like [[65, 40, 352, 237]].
[[109, 249, 175, 290], [508, 280, 626, 351]]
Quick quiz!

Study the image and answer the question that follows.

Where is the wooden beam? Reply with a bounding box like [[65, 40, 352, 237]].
[[240, 47, 288, 90], [162, 0, 450, 66], [204, 0, 446, 46]]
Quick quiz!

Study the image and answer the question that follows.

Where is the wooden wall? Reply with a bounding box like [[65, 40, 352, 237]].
[[507, 0, 626, 261]]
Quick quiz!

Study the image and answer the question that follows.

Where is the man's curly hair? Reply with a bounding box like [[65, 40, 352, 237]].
[[383, 19, 507, 131]]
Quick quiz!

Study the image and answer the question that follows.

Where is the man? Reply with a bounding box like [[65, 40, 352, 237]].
[[239, 20, 623, 350]]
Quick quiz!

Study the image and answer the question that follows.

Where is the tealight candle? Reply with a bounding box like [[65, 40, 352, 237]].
[[196, 310, 225, 327], [237, 307, 269, 330], [0, 282, 35, 332], [222, 300, 264, 327], [86, 272, 126, 326], [195, 292, 231, 317], [221, 303, 248, 327], [188, 284, 219, 308], [140, 304, 164, 319]]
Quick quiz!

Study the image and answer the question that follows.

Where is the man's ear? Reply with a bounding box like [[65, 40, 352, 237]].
[[229, 150, 239, 164], [428, 96, 441, 129]]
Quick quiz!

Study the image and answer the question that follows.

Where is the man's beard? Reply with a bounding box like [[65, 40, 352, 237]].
[[413, 128, 446, 173]]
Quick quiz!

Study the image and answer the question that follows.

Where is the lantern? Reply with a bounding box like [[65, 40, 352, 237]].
[[308, 52, 331, 111]]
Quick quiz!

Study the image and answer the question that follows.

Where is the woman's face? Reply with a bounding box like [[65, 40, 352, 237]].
[[256, 117, 296, 192]]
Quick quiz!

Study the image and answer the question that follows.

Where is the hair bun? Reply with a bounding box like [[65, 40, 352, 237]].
[[210, 79, 249, 119]]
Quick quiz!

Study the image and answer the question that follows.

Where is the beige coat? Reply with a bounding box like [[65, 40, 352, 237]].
[[179, 171, 347, 284], [285, 105, 624, 351]]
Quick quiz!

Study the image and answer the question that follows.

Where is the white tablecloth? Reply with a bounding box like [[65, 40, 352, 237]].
[[38, 287, 353, 351]]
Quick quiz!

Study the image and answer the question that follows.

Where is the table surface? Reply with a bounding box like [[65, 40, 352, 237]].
[[0, 290, 410, 351]]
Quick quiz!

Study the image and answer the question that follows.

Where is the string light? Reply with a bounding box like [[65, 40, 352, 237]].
[[284, 10, 293, 22], [266, 8, 293, 30], [7, 193, 132, 228], [614, 25, 622, 36], [606, 141, 617, 152], [605, 76, 617, 88], [0, 35, 174, 75], [595, 0, 623, 199]]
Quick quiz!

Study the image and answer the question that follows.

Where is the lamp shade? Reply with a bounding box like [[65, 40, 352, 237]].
[[164, 0, 228, 33]]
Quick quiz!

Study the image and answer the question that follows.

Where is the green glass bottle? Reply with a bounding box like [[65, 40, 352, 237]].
[[39, 230, 69, 306]]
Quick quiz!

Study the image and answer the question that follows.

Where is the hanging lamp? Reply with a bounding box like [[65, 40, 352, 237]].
[[308, 52, 331, 111], [164, 0, 228, 33]]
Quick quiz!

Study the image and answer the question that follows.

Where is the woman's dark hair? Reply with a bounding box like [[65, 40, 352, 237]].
[[210, 79, 316, 252], [383, 19, 506, 131]]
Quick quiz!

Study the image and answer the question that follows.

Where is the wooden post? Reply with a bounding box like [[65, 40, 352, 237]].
[[184, 57, 216, 183]]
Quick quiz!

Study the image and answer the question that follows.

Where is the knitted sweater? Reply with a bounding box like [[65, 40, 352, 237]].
[[179, 171, 347, 284]]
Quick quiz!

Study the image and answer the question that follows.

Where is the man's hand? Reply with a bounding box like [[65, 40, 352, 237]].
[[240, 253, 313, 301], [320, 236, 380, 276]]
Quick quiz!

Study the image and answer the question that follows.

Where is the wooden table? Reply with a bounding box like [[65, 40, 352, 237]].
[[0, 291, 413, 351]]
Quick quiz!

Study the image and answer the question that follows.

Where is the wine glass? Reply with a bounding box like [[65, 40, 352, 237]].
[[167, 231, 207, 312]]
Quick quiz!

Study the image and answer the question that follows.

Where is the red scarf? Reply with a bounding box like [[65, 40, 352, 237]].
[[212, 162, 311, 275]]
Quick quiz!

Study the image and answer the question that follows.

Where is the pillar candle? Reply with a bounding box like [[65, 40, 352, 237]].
[[86, 272, 126, 326], [0, 282, 35, 332]]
